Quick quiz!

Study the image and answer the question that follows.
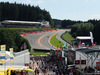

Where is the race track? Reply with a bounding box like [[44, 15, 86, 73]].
[[23, 29, 67, 50]]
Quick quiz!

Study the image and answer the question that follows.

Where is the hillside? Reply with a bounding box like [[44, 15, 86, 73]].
[[0, 2, 54, 25]]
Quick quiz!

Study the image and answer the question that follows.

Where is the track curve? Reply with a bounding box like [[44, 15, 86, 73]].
[[23, 30, 67, 50]]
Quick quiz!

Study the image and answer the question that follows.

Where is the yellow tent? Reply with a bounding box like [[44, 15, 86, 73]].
[[25, 68, 34, 72], [10, 67, 34, 72], [0, 66, 34, 75]]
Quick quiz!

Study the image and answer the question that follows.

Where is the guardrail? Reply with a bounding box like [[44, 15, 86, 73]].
[[60, 31, 72, 45]]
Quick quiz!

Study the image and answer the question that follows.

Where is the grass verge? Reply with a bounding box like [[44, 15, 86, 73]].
[[50, 34, 65, 48], [30, 51, 48, 56], [62, 32, 75, 44]]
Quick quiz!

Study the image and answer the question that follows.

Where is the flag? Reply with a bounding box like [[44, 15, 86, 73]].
[[20, 46, 23, 49], [63, 44, 66, 47], [20, 42, 27, 49], [57, 44, 59, 50], [60, 45, 62, 50], [23, 42, 27, 49], [78, 41, 81, 48], [90, 32, 94, 44]]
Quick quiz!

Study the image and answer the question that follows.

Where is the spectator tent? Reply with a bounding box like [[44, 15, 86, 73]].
[[76, 36, 92, 46]]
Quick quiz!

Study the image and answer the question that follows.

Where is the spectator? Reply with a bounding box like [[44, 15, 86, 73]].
[[35, 67, 39, 75], [94, 67, 97, 73], [56, 68, 59, 75], [37, 69, 39, 75], [59, 70, 62, 75], [69, 71, 73, 75], [53, 68, 56, 75], [84, 66, 87, 73]]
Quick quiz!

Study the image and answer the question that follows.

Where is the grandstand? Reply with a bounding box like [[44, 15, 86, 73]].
[[1, 20, 50, 28]]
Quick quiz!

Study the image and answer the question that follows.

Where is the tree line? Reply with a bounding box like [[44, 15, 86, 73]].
[[71, 23, 94, 37], [53, 19, 100, 44], [0, 2, 54, 25], [53, 19, 82, 28], [71, 19, 100, 44], [0, 29, 31, 52]]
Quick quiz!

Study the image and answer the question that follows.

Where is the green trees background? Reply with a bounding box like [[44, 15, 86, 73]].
[[0, 2, 54, 25], [53, 18, 100, 44], [53, 19, 82, 28], [70, 20, 100, 44], [71, 23, 94, 38], [0, 29, 31, 52], [93, 21, 100, 44]]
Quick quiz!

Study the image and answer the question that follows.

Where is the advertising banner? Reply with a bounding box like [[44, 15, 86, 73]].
[[0, 45, 6, 64], [10, 48, 13, 63], [75, 60, 86, 64]]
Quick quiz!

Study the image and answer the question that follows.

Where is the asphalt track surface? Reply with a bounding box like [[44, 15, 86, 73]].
[[23, 29, 67, 50]]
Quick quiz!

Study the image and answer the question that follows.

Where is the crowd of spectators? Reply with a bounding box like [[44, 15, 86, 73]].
[[84, 66, 99, 73], [34, 54, 75, 75]]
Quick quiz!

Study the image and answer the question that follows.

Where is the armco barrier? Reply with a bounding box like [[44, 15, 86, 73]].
[[60, 31, 72, 45]]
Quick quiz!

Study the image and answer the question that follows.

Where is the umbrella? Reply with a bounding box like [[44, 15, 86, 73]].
[[25, 69, 34, 72]]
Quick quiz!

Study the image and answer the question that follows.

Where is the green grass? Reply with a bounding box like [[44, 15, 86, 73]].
[[62, 32, 75, 44], [30, 51, 48, 56], [50, 34, 65, 48]]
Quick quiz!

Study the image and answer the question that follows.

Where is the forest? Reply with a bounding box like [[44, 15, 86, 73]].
[[0, 2, 54, 25]]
